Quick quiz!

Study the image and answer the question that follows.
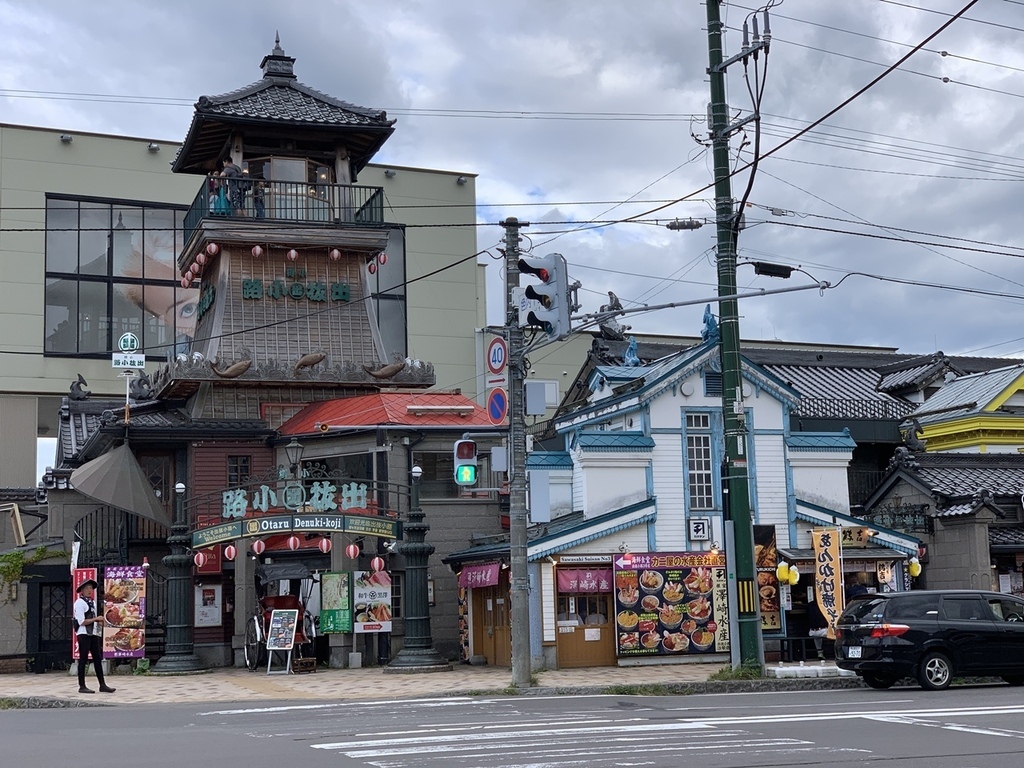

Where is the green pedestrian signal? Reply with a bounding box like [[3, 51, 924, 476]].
[[453, 439, 478, 486]]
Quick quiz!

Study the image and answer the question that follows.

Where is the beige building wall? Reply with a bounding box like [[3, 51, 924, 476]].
[[0, 125, 485, 487]]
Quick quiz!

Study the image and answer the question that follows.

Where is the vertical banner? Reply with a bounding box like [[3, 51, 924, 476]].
[[811, 528, 844, 640], [458, 587, 470, 662], [102, 566, 147, 659], [352, 570, 392, 634], [71, 567, 97, 660], [319, 572, 353, 633], [753, 525, 781, 631]]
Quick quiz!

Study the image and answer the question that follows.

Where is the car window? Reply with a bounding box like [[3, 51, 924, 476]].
[[839, 596, 887, 624], [941, 596, 994, 621], [988, 597, 1024, 622], [885, 594, 941, 620]]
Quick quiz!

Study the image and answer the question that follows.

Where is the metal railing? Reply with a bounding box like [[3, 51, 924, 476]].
[[183, 175, 386, 242]]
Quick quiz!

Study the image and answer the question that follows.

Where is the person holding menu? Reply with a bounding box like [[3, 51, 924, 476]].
[[73, 580, 115, 694]]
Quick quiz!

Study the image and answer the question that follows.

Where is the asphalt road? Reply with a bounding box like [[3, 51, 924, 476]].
[[6, 683, 1024, 767]]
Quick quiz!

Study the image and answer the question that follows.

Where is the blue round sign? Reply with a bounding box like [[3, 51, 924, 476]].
[[487, 388, 508, 425]]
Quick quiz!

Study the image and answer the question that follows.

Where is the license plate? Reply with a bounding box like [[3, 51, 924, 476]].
[[847, 646, 862, 659]]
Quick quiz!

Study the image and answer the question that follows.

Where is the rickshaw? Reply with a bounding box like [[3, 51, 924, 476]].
[[243, 562, 318, 671]]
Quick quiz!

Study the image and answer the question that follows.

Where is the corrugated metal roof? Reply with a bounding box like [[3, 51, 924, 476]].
[[786, 431, 857, 451], [910, 364, 1024, 426]]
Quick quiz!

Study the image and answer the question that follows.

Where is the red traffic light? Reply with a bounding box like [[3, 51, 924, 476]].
[[455, 440, 477, 460], [518, 257, 551, 283]]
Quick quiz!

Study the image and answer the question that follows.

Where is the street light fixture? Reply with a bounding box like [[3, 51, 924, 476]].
[[284, 438, 304, 477], [154, 481, 203, 672], [385, 464, 451, 673]]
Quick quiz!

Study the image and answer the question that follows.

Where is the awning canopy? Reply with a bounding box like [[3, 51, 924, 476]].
[[70, 443, 170, 527], [779, 546, 908, 568]]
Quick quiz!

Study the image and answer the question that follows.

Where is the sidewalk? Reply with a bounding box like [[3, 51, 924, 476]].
[[1, 662, 730, 707]]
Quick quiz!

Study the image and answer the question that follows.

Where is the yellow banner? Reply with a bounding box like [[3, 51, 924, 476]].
[[811, 528, 844, 640]]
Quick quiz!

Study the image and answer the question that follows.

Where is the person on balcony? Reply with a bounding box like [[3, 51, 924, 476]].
[[221, 156, 246, 215]]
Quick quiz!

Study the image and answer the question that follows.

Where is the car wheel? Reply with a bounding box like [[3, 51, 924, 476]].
[[1002, 676, 1024, 686], [918, 651, 953, 691], [862, 673, 897, 690]]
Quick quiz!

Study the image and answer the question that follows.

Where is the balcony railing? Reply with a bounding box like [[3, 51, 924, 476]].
[[183, 175, 385, 242]]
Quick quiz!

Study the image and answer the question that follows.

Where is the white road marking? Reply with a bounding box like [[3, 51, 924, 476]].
[[360, 718, 648, 737], [201, 696, 477, 715], [869, 714, 1024, 740]]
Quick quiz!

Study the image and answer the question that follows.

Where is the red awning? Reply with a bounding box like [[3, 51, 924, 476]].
[[557, 568, 613, 593], [458, 562, 500, 589]]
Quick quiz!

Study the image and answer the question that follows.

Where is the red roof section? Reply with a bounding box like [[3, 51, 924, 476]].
[[279, 392, 497, 435]]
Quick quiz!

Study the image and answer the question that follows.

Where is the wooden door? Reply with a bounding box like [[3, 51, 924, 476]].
[[472, 584, 511, 667], [555, 593, 616, 668]]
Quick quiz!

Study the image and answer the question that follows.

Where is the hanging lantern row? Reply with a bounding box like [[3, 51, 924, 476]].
[[318, 538, 332, 554], [345, 543, 360, 560], [775, 561, 801, 586], [193, 551, 208, 568], [251, 539, 266, 556], [286, 535, 301, 551], [224, 544, 237, 562], [370, 556, 386, 573], [367, 250, 387, 275]]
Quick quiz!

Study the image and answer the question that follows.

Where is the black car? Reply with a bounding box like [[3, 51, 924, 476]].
[[834, 589, 1024, 690]]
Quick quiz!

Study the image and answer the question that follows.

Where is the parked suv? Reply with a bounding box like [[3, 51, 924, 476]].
[[835, 589, 1024, 690]]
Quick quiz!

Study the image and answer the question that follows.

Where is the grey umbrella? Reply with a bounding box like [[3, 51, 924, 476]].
[[70, 442, 171, 527]]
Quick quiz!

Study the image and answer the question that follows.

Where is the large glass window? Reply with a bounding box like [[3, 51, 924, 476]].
[[685, 413, 714, 510], [44, 196, 193, 358]]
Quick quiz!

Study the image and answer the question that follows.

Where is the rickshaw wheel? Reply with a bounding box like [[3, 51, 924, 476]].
[[243, 616, 263, 671]]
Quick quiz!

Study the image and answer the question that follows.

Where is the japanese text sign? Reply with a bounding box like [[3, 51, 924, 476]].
[[811, 528, 845, 640]]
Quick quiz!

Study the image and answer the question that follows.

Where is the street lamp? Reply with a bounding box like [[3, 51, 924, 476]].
[[284, 438, 304, 477], [154, 481, 203, 672], [385, 465, 452, 673]]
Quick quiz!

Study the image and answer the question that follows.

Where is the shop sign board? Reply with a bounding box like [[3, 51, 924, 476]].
[[841, 526, 873, 548], [319, 572, 353, 633], [352, 571, 392, 634], [191, 514, 400, 548], [102, 565, 146, 659], [754, 525, 781, 631], [613, 551, 729, 657], [195, 584, 222, 627], [266, 609, 299, 651], [72, 567, 97, 660]]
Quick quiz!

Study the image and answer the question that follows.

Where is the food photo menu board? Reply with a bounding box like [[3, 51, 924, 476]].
[[613, 552, 730, 657], [102, 566, 146, 659]]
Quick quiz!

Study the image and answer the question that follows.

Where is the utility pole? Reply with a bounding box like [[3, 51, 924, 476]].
[[705, 0, 765, 669], [502, 216, 532, 688]]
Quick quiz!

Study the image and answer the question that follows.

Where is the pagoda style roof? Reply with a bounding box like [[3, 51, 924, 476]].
[[173, 35, 396, 174]]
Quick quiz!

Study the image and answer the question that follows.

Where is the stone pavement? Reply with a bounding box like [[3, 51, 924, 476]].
[[0, 662, 731, 707]]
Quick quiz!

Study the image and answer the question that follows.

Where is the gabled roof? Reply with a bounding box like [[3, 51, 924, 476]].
[[908, 363, 1024, 426], [864, 451, 1024, 510], [173, 36, 395, 174], [876, 353, 964, 394], [279, 392, 497, 435], [764, 364, 913, 419]]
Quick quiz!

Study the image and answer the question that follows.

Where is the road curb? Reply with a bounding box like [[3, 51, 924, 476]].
[[516, 677, 867, 697], [1, 696, 110, 709]]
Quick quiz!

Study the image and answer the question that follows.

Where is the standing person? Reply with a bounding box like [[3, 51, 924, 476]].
[[74, 580, 115, 694], [808, 593, 828, 660], [221, 156, 246, 215]]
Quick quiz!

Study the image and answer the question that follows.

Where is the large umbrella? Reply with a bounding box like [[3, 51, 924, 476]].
[[70, 443, 171, 527]]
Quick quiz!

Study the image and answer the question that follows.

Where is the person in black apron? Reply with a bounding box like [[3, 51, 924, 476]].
[[73, 580, 115, 694]]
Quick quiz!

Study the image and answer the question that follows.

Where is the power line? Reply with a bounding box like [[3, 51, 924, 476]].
[[875, 0, 1024, 34]]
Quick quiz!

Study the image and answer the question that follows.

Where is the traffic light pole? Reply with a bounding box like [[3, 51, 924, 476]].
[[706, 0, 764, 669], [502, 216, 533, 689]]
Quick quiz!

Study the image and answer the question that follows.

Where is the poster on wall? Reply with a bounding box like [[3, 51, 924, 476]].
[[195, 584, 222, 627], [319, 572, 352, 633], [754, 525, 782, 630], [352, 570, 392, 634], [71, 567, 97, 660], [613, 552, 729, 657], [102, 566, 146, 659]]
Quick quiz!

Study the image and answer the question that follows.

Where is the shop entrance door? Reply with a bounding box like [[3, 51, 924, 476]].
[[472, 584, 511, 667], [555, 593, 616, 668]]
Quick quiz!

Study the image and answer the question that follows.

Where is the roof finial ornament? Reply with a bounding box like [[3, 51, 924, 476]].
[[274, 31, 283, 55]]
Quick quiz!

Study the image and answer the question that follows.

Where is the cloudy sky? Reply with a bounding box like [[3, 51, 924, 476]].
[[2, 0, 1023, 360]]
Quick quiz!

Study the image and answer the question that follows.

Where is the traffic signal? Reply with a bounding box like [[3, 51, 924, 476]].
[[518, 253, 570, 341], [453, 439, 478, 486]]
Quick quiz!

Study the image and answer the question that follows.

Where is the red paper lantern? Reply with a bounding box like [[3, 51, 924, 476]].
[[317, 538, 332, 554], [377, 251, 388, 265], [181, 277, 191, 288], [251, 245, 263, 258], [370, 556, 385, 573], [223, 544, 237, 561], [190, 260, 200, 274], [206, 242, 219, 256], [367, 262, 377, 275], [184, 268, 194, 281], [286, 535, 301, 551], [329, 248, 341, 261], [345, 544, 360, 559], [196, 252, 208, 266], [193, 551, 208, 568], [287, 249, 298, 261], [251, 539, 266, 555]]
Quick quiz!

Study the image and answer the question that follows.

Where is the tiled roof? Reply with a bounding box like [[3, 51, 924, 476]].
[[279, 392, 497, 435], [765, 364, 897, 403], [910, 364, 1024, 426], [990, 527, 1024, 548], [786, 430, 857, 452], [574, 432, 656, 452], [199, 81, 390, 127], [937, 502, 976, 517], [878, 363, 937, 393], [527, 452, 574, 469], [898, 454, 1024, 497]]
